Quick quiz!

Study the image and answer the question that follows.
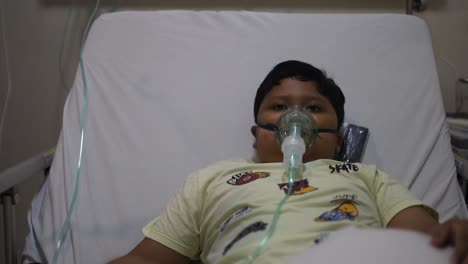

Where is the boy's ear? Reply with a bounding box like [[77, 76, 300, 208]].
[[251, 126, 258, 148]]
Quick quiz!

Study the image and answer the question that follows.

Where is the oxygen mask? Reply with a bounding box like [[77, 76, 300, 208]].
[[276, 106, 317, 149], [256, 106, 337, 170]]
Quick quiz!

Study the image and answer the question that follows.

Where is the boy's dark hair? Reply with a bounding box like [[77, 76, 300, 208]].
[[254, 60, 346, 129]]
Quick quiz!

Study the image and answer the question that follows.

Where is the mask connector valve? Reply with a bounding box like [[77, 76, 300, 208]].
[[281, 124, 305, 173]]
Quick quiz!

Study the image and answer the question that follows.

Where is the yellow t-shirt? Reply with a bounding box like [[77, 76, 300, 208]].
[[143, 159, 436, 263]]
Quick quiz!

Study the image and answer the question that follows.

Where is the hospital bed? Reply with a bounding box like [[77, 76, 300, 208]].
[[0, 8, 467, 264]]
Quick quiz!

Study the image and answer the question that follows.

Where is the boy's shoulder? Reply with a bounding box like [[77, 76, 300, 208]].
[[199, 158, 253, 171], [189, 159, 255, 179], [189, 158, 291, 183]]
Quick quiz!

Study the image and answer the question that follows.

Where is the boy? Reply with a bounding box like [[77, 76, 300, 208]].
[[112, 61, 468, 263]]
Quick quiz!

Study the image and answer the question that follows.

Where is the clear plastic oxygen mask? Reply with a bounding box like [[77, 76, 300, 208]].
[[276, 107, 316, 173], [256, 106, 338, 173]]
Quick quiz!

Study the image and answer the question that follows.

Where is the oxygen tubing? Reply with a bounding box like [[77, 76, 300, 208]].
[[245, 165, 299, 264], [51, 1, 100, 263]]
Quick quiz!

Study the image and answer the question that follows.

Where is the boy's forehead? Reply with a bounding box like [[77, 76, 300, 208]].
[[264, 79, 325, 100]]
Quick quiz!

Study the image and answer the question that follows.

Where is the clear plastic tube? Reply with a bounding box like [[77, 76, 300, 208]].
[[51, 1, 100, 263], [245, 166, 299, 264], [245, 121, 306, 263]]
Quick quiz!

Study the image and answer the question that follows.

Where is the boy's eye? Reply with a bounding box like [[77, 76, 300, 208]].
[[305, 105, 321, 112], [273, 104, 288, 111]]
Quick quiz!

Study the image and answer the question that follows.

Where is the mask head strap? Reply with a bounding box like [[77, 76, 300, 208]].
[[255, 123, 337, 136]]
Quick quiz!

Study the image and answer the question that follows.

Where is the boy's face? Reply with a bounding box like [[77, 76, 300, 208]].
[[251, 78, 342, 163]]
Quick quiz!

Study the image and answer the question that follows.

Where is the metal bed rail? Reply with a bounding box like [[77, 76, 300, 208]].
[[0, 150, 54, 264]]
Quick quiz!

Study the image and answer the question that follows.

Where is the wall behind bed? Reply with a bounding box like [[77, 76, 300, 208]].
[[0, 0, 466, 262]]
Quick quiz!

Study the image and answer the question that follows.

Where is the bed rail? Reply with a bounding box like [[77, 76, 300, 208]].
[[0, 150, 54, 264]]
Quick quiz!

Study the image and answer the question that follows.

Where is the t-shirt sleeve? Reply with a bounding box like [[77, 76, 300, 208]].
[[142, 172, 202, 260], [366, 168, 439, 227]]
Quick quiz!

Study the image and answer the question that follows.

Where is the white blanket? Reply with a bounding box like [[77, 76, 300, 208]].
[[290, 227, 453, 264]]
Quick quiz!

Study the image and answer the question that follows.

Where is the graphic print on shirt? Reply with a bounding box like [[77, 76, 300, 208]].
[[277, 179, 318, 195], [223, 221, 268, 256], [315, 200, 359, 222], [329, 163, 359, 174], [227, 171, 270, 185], [331, 194, 358, 202], [219, 207, 253, 232]]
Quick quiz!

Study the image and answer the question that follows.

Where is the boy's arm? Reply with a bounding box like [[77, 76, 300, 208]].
[[109, 238, 191, 264], [387, 205, 438, 233], [388, 206, 468, 263]]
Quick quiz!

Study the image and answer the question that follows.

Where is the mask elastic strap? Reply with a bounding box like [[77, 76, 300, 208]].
[[314, 128, 338, 134], [255, 123, 337, 136], [255, 123, 278, 132]]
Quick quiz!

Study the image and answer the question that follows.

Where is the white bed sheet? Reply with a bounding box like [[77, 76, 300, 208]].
[[23, 11, 467, 263]]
